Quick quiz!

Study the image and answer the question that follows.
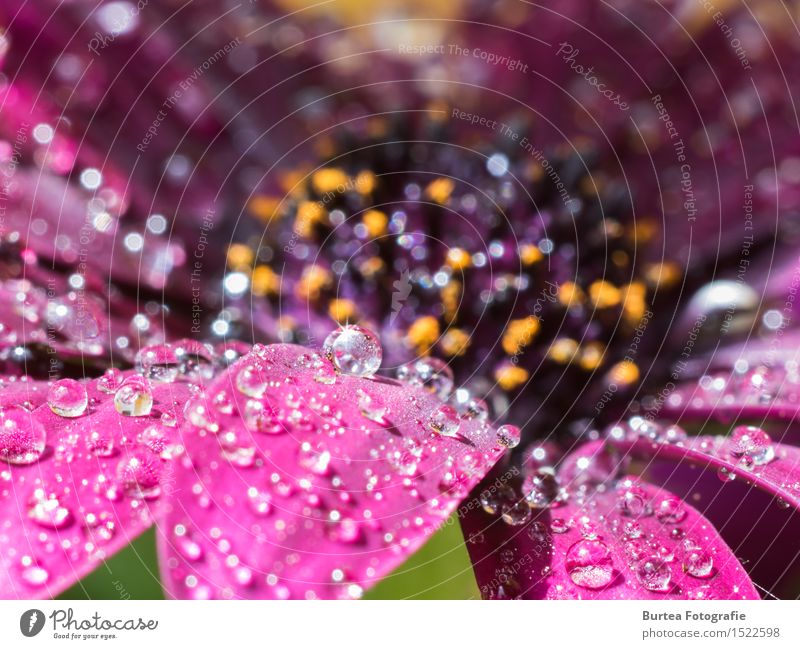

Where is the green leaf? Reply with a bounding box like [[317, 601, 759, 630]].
[[365, 515, 479, 599]]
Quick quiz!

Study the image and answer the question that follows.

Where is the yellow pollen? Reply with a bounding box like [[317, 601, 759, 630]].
[[445, 247, 471, 271], [621, 282, 648, 326], [295, 265, 332, 301], [328, 298, 357, 324], [294, 201, 327, 238], [589, 280, 622, 309], [358, 256, 385, 278], [558, 282, 585, 308], [226, 244, 254, 270], [311, 168, 349, 194], [248, 195, 283, 223], [440, 328, 470, 357], [425, 177, 454, 204], [440, 280, 462, 321], [502, 316, 540, 355], [362, 209, 389, 238], [251, 265, 280, 296], [279, 168, 311, 197], [608, 360, 640, 386], [354, 170, 377, 195], [519, 244, 543, 266], [644, 261, 681, 289], [495, 364, 529, 391], [579, 342, 606, 371], [548, 338, 579, 364], [406, 316, 440, 354]]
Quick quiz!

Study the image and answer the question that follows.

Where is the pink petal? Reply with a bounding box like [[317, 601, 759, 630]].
[[0, 373, 192, 598], [462, 441, 758, 600], [156, 343, 504, 599], [609, 427, 800, 598]]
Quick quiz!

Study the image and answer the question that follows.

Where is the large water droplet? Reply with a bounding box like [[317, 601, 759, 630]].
[[730, 425, 775, 466], [173, 339, 216, 381], [236, 364, 268, 398], [428, 404, 460, 437], [496, 424, 521, 449], [682, 540, 714, 579], [523, 468, 565, 509], [634, 556, 672, 592], [323, 325, 382, 378], [28, 489, 73, 528], [136, 344, 179, 383], [358, 390, 387, 423], [616, 483, 649, 517], [655, 496, 686, 523], [87, 429, 117, 457], [0, 408, 46, 465], [116, 451, 162, 498], [114, 376, 154, 416], [97, 368, 124, 394], [565, 539, 615, 589], [47, 378, 88, 417], [397, 357, 453, 400]]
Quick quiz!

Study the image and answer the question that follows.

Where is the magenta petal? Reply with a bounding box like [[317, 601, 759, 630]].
[[609, 431, 800, 597], [462, 441, 757, 600], [156, 343, 504, 599], [0, 373, 192, 598]]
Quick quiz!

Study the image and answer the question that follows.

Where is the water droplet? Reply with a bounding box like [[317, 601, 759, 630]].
[[173, 525, 204, 562], [428, 404, 460, 437], [47, 378, 88, 417], [565, 539, 615, 589], [358, 390, 387, 423], [397, 357, 453, 400], [496, 424, 521, 449], [551, 517, 570, 533], [114, 376, 154, 416], [523, 468, 565, 509], [655, 496, 686, 523], [87, 429, 117, 457], [246, 487, 272, 516], [136, 344, 179, 383], [730, 425, 775, 466], [236, 364, 268, 398], [682, 543, 714, 579], [634, 556, 672, 592], [28, 489, 72, 528], [173, 339, 216, 381], [616, 483, 649, 517], [0, 408, 46, 465], [97, 368, 124, 394], [116, 451, 162, 498], [19, 557, 49, 587], [323, 325, 382, 378]]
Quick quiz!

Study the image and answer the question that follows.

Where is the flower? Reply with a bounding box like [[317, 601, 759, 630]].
[[1, 0, 800, 600]]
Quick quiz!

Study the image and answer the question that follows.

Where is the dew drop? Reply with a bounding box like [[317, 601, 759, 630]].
[[496, 424, 521, 449], [0, 407, 46, 465], [428, 404, 460, 437], [323, 325, 382, 378], [358, 390, 387, 423], [523, 468, 565, 509], [655, 496, 686, 524], [634, 556, 672, 592], [28, 489, 73, 528], [47, 378, 88, 417], [730, 425, 775, 466], [136, 344, 179, 383], [235, 364, 268, 398], [116, 451, 162, 498], [397, 356, 453, 400], [97, 368, 124, 394], [565, 539, 614, 589], [113, 375, 154, 416]]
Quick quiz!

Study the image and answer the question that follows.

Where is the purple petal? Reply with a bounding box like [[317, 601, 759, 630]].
[[462, 441, 757, 600], [609, 428, 800, 598], [0, 373, 192, 598], [157, 343, 505, 599]]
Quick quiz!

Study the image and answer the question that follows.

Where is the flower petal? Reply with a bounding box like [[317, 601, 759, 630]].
[[609, 427, 800, 598], [0, 373, 191, 598], [462, 441, 758, 600], [156, 343, 504, 599]]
